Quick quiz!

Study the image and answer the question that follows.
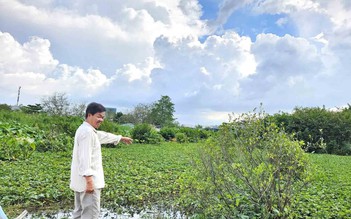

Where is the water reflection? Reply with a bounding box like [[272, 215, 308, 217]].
[[24, 208, 184, 219]]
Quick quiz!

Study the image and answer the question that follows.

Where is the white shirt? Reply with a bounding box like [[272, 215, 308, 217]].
[[70, 121, 122, 192]]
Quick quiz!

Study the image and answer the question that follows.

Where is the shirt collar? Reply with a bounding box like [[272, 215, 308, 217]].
[[83, 121, 97, 133]]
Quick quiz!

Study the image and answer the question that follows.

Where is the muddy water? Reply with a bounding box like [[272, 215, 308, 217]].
[[24, 208, 185, 219]]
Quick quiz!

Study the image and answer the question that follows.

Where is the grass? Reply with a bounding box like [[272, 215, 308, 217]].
[[2, 143, 351, 218]]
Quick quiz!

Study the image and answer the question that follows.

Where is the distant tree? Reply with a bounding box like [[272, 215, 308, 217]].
[[116, 95, 176, 126], [21, 104, 43, 114], [118, 113, 136, 124], [70, 103, 86, 117], [150, 95, 175, 127], [0, 104, 11, 111], [117, 104, 153, 124], [41, 92, 70, 116], [113, 112, 124, 123], [132, 103, 153, 124]]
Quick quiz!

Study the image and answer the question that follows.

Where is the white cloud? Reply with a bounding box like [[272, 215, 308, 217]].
[[276, 17, 288, 27], [1, 0, 351, 125], [253, 0, 322, 14], [151, 31, 256, 113], [241, 33, 323, 100], [0, 32, 58, 74], [0, 31, 112, 104], [114, 57, 161, 83], [0, 0, 207, 74]]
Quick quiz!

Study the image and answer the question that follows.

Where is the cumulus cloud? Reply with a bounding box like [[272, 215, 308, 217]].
[[0, 0, 207, 74], [151, 31, 256, 115], [0, 31, 111, 104], [0, 32, 58, 74], [1, 0, 351, 125]]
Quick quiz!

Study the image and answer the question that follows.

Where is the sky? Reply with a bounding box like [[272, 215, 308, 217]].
[[1, 0, 351, 126]]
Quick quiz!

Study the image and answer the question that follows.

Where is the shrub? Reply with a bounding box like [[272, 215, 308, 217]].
[[179, 109, 311, 218], [131, 123, 163, 144], [0, 104, 11, 111], [160, 127, 177, 141], [270, 106, 351, 155], [175, 132, 187, 144], [99, 119, 121, 134], [178, 127, 199, 143]]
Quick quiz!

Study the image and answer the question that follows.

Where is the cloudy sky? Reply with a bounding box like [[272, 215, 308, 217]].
[[1, 0, 350, 126]]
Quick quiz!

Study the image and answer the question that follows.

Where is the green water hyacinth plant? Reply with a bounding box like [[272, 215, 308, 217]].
[[0, 134, 36, 161], [0, 122, 37, 161]]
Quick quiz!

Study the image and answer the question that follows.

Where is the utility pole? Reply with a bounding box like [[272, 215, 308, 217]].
[[17, 86, 21, 106]]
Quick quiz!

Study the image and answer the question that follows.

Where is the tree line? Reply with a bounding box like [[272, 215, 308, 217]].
[[2, 93, 351, 155], [0, 92, 177, 128]]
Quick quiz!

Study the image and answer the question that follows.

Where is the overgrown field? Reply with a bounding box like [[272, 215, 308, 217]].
[[0, 142, 198, 218], [1, 143, 351, 218], [292, 154, 351, 218]]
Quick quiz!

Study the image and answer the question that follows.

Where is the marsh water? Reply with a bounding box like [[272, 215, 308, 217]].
[[24, 208, 185, 219]]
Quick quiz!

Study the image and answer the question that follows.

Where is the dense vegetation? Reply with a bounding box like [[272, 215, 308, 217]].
[[0, 109, 213, 161], [2, 143, 351, 218], [177, 110, 311, 218], [2, 104, 351, 218], [270, 106, 351, 155], [0, 143, 198, 218]]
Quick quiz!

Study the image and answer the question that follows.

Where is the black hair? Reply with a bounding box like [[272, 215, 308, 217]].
[[85, 102, 106, 118]]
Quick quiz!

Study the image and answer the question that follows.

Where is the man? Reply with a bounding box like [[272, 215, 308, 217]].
[[70, 102, 133, 219]]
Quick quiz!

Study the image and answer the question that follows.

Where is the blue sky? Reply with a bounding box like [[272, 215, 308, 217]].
[[224, 10, 295, 39], [199, 0, 218, 20], [200, 0, 297, 39], [1, 0, 351, 126]]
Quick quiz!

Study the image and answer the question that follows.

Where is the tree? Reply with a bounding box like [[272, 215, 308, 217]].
[[118, 113, 136, 124], [132, 103, 153, 124], [116, 103, 153, 124], [113, 112, 124, 123], [116, 95, 176, 126], [0, 104, 11, 111], [70, 103, 86, 117], [21, 104, 43, 114], [150, 95, 175, 127], [41, 92, 70, 116]]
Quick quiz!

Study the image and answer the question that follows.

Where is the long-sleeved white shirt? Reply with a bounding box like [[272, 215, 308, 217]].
[[70, 121, 122, 192]]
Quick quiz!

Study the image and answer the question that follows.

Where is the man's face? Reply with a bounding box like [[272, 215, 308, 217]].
[[87, 112, 105, 129]]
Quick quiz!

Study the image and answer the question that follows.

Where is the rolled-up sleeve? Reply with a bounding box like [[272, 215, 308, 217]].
[[97, 131, 122, 145], [77, 131, 95, 176]]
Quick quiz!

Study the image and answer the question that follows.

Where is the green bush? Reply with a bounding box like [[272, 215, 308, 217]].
[[0, 104, 11, 111], [177, 127, 199, 143], [160, 127, 177, 141], [197, 128, 209, 140], [179, 109, 311, 218], [131, 123, 163, 144], [175, 132, 188, 143], [99, 119, 121, 133], [270, 106, 351, 155], [176, 127, 212, 143]]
